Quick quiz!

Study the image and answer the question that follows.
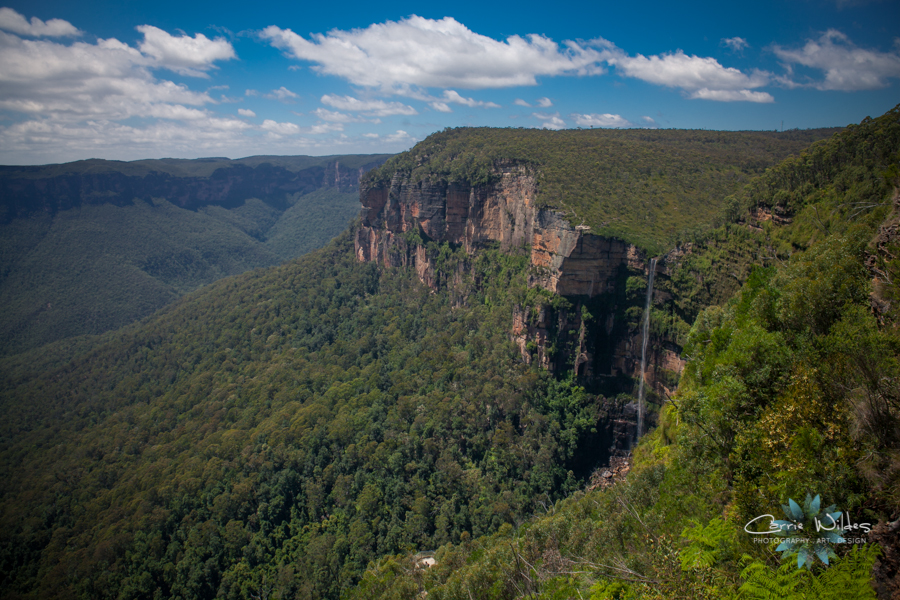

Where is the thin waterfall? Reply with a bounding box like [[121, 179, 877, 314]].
[[636, 257, 657, 441]]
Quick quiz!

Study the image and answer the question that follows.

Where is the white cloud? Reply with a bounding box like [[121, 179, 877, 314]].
[[308, 122, 343, 134], [385, 129, 415, 144], [572, 113, 631, 128], [311, 108, 378, 123], [722, 37, 749, 52], [773, 30, 900, 91], [0, 116, 254, 164], [260, 16, 603, 91], [320, 94, 417, 116], [595, 39, 773, 103], [536, 97, 553, 107], [689, 88, 774, 102], [264, 86, 299, 102], [514, 98, 531, 107], [441, 89, 500, 108], [0, 8, 80, 37], [136, 25, 235, 77], [0, 22, 254, 162], [0, 30, 214, 120], [641, 116, 657, 126], [261, 119, 300, 135], [429, 89, 501, 111], [533, 112, 566, 130], [238, 108, 255, 117]]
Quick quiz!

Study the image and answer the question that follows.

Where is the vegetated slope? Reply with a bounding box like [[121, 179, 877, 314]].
[[364, 127, 840, 254], [0, 154, 390, 355], [0, 232, 598, 599], [348, 107, 900, 599]]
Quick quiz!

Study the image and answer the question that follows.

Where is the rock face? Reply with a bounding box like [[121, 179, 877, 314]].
[[356, 165, 686, 409], [356, 164, 643, 295]]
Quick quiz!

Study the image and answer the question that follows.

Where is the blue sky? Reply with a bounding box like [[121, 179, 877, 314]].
[[0, 0, 898, 164]]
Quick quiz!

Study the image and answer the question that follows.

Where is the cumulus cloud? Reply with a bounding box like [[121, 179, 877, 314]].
[[0, 17, 250, 163], [321, 94, 418, 116], [427, 89, 501, 112], [533, 112, 566, 130], [772, 30, 900, 91], [641, 116, 657, 126], [384, 129, 415, 144], [690, 88, 775, 102], [722, 37, 749, 52], [263, 86, 299, 102], [261, 119, 300, 135], [0, 8, 80, 37], [238, 108, 255, 117], [595, 39, 773, 103], [311, 108, 378, 123], [536, 97, 553, 107], [137, 25, 235, 77], [308, 121, 343, 134], [260, 15, 603, 91], [514, 98, 531, 107], [442, 89, 500, 108], [572, 113, 631, 128], [1, 116, 254, 164], [0, 30, 214, 120]]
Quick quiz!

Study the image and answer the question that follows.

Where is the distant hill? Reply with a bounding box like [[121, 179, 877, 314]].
[[0, 154, 391, 355]]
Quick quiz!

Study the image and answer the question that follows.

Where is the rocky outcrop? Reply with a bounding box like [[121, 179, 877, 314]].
[[360, 166, 687, 400], [355, 164, 644, 297]]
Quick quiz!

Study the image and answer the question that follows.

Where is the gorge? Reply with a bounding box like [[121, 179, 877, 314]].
[[1, 112, 898, 600]]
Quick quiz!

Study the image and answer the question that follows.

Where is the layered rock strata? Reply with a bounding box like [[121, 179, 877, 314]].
[[355, 165, 643, 294], [354, 165, 684, 400]]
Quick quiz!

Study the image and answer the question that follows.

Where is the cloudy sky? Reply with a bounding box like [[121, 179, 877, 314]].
[[1, 0, 898, 164]]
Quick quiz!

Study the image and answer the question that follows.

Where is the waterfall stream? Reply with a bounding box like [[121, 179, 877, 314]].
[[636, 257, 657, 441]]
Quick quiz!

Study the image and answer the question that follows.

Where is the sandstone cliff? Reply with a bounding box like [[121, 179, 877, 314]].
[[354, 164, 685, 405]]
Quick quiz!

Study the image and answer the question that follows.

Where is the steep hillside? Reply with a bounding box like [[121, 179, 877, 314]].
[[354, 127, 836, 415], [349, 106, 900, 600], [0, 154, 391, 355]]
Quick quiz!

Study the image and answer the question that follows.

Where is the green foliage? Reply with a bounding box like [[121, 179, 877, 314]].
[[680, 517, 737, 571], [3, 108, 899, 600], [364, 127, 836, 254], [347, 107, 900, 600], [0, 231, 601, 600], [737, 544, 879, 599]]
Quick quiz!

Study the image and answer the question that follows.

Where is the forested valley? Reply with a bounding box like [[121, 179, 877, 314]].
[[1, 107, 899, 600], [0, 154, 390, 356]]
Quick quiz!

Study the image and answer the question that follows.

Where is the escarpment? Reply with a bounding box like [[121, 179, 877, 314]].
[[354, 164, 685, 413], [355, 165, 645, 296]]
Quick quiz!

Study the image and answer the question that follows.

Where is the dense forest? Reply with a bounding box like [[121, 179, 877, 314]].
[[0, 107, 897, 599], [349, 107, 900, 598], [0, 232, 601, 598], [0, 154, 390, 355]]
